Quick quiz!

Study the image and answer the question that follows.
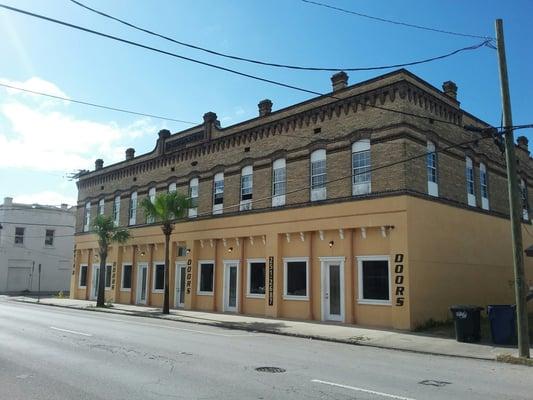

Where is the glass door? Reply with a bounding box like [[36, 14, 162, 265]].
[[137, 264, 148, 304], [91, 265, 100, 300], [175, 263, 186, 308], [224, 261, 238, 312], [327, 264, 341, 319], [322, 259, 344, 322]]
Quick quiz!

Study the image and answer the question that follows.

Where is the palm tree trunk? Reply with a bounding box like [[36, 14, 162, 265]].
[[163, 232, 170, 314], [97, 251, 106, 307]]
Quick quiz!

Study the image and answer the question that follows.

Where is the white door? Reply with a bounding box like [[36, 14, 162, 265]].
[[90, 265, 100, 300], [321, 258, 345, 322], [175, 262, 186, 308], [223, 261, 239, 312], [6, 267, 31, 292], [136, 264, 148, 305]]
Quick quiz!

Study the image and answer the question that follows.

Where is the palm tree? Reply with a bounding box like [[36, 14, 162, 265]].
[[140, 191, 190, 314], [92, 214, 130, 308]]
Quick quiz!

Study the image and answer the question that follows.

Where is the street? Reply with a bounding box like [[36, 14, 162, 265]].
[[0, 299, 531, 400]]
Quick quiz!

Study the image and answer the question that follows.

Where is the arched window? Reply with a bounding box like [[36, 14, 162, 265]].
[[188, 178, 199, 218], [465, 157, 476, 207], [129, 191, 137, 225], [272, 158, 286, 207], [352, 140, 371, 195], [310, 149, 326, 201], [480, 163, 489, 210], [427, 141, 438, 197], [240, 166, 253, 211], [213, 172, 224, 214]]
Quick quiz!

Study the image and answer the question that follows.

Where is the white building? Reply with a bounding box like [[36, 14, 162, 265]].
[[0, 197, 75, 293]]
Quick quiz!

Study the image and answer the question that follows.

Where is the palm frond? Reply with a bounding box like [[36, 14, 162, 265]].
[[141, 191, 190, 224]]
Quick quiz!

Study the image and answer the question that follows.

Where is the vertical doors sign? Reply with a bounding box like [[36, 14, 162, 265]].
[[268, 256, 274, 306]]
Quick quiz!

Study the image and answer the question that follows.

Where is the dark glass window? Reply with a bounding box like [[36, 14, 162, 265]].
[[154, 264, 165, 290], [249, 262, 265, 295], [122, 265, 132, 289], [361, 260, 390, 301], [44, 229, 54, 246], [79, 266, 88, 287], [199, 263, 214, 292], [286, 261, 307, 297], [177, 246, 187, 257], [105, 265, 112, 288], [14, 227, 24, 245]]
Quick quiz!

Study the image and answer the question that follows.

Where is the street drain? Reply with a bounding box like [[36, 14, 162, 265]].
[[255, 367, 286, 373], [418, 380, 451, 387]]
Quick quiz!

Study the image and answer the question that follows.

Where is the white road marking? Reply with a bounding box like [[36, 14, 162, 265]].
[[312, 379, 417, 400], [50, 327, 92, 337]]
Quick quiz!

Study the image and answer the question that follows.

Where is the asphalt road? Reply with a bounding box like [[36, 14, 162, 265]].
[[0, 299, 531, 400]]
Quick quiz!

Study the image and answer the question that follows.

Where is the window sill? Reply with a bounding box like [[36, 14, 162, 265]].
[[283, 295, 309, 301], [120, 288, 131, 292], [78, 286, 87, 289], [246, 294, 265, 299], [152, 289, 164, 294], [197, 291, 214, 296], [357, 299, 391, 306], [105, 287, 112, 291]]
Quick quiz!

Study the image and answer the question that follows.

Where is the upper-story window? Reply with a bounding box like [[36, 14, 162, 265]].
[[129, 191, 137, 225], [240, 166, 253, 211], [310, 149, 327, 201], [466, 157, 476, 207], [272, 158, 286, 207], [480, 163, 489, 210], [427, 141, 438, 197], [521, 178, 529, 220], [168, 183, 177, 193], [44, 229, 55, 247], [14, 227, 25, 245], [188, 178, 199, 218], [147, 187, 156, 223], [98, 198, 105, 215], [213, 172, 224, 215], [83, 201, 91, 232], [113, 195, 121, 226], [352, 140, 371, 195]]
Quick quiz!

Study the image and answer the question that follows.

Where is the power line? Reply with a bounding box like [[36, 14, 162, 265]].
[[0, 82, 198, 124], [0, 3, 482, 128], [301, 0, 494, 40], [70, 0, 492, 72]]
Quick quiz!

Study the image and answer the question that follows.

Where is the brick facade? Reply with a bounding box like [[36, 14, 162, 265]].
[[75, 69, 533, 232]]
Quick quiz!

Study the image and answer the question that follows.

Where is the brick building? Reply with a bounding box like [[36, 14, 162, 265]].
[[71, 69, 533, 329]]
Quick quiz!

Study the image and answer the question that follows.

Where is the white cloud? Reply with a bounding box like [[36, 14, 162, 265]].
[[13, 191, 77, 207], [0, 77, 156, 172], [0, 77, 69, 99]]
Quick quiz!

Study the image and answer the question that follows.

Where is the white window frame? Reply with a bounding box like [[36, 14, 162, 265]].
[[272, 158, 286, 207], [84, 201, 91, 232], [283, 257, 309, 301], [152, 262, 165, 293], [113, 195, 121, 226], [188, 178, 199, 218], [427, 141, 438, 197], [246, 258, 267, 298], [357, 255, 391, 306], [352, 140, 371, 195], [104, 264, 113, 290], [78, 264, 88, 288], [240, 165, 253, 211], [147, 187, 156, 223], [129, 191, 137, 225], [14, 226, 25, 246], [466, 157, 476, 207], [197, 260, 215, 295], [168, 182, 177, 193], [98, 198, 105, 215], [310, 149, 327, 201], [120, 263, 133, 291], [480, 163, 489, 210], [213, 172, 224, 215]]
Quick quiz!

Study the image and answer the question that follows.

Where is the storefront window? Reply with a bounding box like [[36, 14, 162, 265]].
[[198, 262, 214, 294], [358, 257, 390, 304], [248, 260, 266, 296], [284, 259, 308, 299], [153, 264, 165, 291]]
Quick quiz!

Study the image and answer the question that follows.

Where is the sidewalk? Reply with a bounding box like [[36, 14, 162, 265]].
[[10, 296, 531, 361]]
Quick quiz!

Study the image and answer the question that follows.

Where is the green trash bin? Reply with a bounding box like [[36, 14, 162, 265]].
[[450, 305, 483, 343]]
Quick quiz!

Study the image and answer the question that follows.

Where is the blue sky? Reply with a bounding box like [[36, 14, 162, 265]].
[[1, 0, 532, 206]]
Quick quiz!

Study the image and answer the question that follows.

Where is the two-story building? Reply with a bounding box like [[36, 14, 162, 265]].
[[0, 197, 75, 293], [71, 69, 533, 330]]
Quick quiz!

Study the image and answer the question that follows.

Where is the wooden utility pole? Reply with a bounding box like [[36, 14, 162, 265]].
[[495, 19, 530, 358]]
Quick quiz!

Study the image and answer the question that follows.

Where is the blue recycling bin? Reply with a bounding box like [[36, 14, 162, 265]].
[[487, 305, 516, 345]]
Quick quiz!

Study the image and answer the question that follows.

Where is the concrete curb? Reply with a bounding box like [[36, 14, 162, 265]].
[[13, 299, 498, 362]]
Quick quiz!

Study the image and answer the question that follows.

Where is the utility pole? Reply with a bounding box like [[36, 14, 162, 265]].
[[37, 263, 42, 303], [495, 19, 530, 358]]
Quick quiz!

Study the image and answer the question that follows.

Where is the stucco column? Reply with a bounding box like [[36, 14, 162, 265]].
[[169, 240, 177, 308], [239, 237, 245, 314], [147, 244, 154, 306], [344, 229, 354, 324], [308, 231, 314, 320], [389, 216, 410, 330], [130, 245, 137, 305], [212, 239, 218, 312], [70, 249, 81, 298], [85, 249, 92, 300]]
